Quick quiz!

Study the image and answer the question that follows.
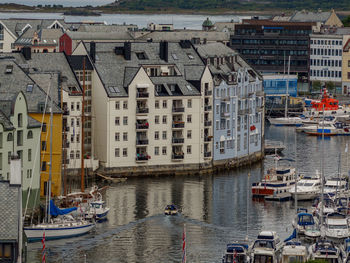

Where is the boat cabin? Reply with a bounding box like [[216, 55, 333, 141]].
[[282, 241, 307, 263], [223, 243, 249, 263], [311, 240, 340, 262], [265, 167, 295, 182], [296, 213, 315, 227]]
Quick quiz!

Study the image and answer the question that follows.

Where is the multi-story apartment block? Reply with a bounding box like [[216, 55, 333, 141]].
[[340, 29, 350, 95], [230, 19, 314, 92], [195, 43, 264, 165], [310, 33, 343, 92], [72, 40, 213, 174]]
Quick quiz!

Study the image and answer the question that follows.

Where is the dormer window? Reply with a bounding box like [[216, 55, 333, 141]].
[[136, 52, 147, 60], [5, 65, 13, 74], [187, 53, 194, 60], [26, 84, 33, 92]]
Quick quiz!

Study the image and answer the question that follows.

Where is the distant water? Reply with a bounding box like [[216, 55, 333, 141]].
[[0, 12, 255, 29], [26, 126, 350, 263], [0, 0, 111, 7]]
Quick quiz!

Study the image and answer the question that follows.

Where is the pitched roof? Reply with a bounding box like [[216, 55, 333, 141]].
[[0, 109, 14, 131], [66, 31, 134, 41], [290, 10, 332, 23], [195, 42, 237, 58]]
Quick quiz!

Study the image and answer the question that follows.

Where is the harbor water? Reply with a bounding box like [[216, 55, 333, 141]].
[[26, 125, 350, 262]]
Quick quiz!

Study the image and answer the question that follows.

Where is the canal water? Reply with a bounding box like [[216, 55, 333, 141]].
[[27, 125, 350, 263]]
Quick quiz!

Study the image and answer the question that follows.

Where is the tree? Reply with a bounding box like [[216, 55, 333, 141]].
[[326, 81, 336, 94], [312, 80, 321, 93], [342, 15, 350, 27]]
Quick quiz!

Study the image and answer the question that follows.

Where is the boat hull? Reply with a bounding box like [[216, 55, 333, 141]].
[[268, 117, 303, 127], [24, 223, 95, 242], [290, 192, 319, 201]]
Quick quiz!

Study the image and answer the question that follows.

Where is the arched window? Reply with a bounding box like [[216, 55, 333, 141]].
[[27, 130, 33, 139], [7, 133, 13, 141]]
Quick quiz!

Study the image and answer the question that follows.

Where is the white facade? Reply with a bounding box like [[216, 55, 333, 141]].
[[310, 34, 343, 85], [0, 22, 16, 52]]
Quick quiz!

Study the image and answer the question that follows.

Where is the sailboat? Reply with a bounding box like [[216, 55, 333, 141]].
[[24, 76, 95, 242], [268, 56, 304, 126]]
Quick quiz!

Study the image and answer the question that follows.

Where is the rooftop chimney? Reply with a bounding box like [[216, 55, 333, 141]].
[[124, 42, 131, 60], [90, 41, 96, 63], [159, 41, 168, 62], [21, 46, 31, 60]]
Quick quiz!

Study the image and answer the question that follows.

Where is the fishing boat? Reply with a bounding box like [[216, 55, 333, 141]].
[[289, 172, 322, 201], [222, 242, 250, 263], [308, 239, 342, 263], [324, 212, 350, 241], [281, 241, 308, 263], [251, 231, 283, 263], [251, 158, 296, 200], [164, 204, 178, 215]]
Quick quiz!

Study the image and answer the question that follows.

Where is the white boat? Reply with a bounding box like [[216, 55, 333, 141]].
[[84, 200, 110, 221], [297, 120, 335, 134], [222, 242, 250, 263], [251, 231, 283, 263], [324, 178, 348, 196], [308, 239, 342, 263], [281, 241, 308, 263], [24, 215, 94, 242], [292, 210, 318, 235], [268, 117, 304, 127], [341, 238, 350, 263], [289, 172, 322, 201], [324, 212, 350, 241]]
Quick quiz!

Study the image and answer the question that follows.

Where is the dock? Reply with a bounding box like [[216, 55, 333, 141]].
[[264, 140, 286, 155]]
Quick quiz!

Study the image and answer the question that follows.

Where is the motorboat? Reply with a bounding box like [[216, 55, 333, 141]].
[[308, 239, 342, 263], [324, 178, 348, 196], [268, 116, 304, 127], [84, 200, 110, 221], [252, 165, 296, 200], [304, 122, 350, 136], [341, 238, 350, 263], [292, 210, 317, 235], [222, 242, 250, 263], [324, 212, 350, 241], [289, 171, 322, 201], [164, 204, 178, 215], [251, 231, 283, 263], [281, 241, 308, 263]]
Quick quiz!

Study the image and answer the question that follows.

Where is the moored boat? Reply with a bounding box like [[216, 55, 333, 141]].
[[308, 239, 342, 263], [281, 241, 308, 263], [289, 172, 322, 201], [222, 242, 250, 263], [251, 231, 283, 263]]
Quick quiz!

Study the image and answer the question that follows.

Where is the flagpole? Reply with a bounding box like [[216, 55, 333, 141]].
[[182, 223, 186, 263]]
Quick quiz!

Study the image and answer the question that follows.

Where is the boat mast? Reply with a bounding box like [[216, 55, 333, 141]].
[[47, 75, 53, 224], [320, 104, 325, 229], [81, 58, 86, 193], [294, 130, 298, 215], [284, 56, 291, 119]]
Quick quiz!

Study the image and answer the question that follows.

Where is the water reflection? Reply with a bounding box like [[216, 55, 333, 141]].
[[27, 126, 350, 262]]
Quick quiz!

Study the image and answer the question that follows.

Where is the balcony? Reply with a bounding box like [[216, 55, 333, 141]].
[[256, 91, 264, 96], [172, 138, 184, 144], [63, 126, 70, 132], [204, 151, 211, 158], [204, 121, 212, 127], [63, 110, 70, 116], [220, 112, 230, 118], [172, 106, 185, 113], [172, 153, 184, 160], [204, 105, 212, 111], [205, 90, 212, 96], [172, 122, 185, 129], [136, 107, 149, 114], [204, 136, 212, 142], [136, 139, 149, 145], [136, 123, 149, 129], [238, 109, 249, 115], [137, 92, 149, 98], [136, 154, 149, 162]]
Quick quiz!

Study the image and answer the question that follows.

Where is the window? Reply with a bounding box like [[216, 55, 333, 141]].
[[187, 115, 192, 123], [28, 149, 32, 162], [187, 145, 192, 154], [76, 102, 80, 111], [155, 100, 159, 109], [17, 130, 23, 146], [70, 151, 74, 159], [42, 123, 47, 132], [70, 134, 74, 143], [71, 118, 74, 127], [123, 148, 127, 157], [155, 131, 159, 140], [18, 113, 23, 127], [0, 153, 2, 170], [76, 119, 80, 127], [115, 101, 120, 110], [41, 141, 46, 151], [155, 115, 160, 124], [162, 115, 167, 124], [115, 117, 120, 126], [154, 147, 159, 155], [115, 148, 120, 157], [123, 132, 128, 141], [71, 102, 74, 111], [76, 134, 80, 143], [0, 133, 2, 149], [42, 161, 47, 171], [7, 133, 12, 141], [348, 72, 350, 80], [162, 131, 167, 140], [162, 146, 167, 155], [115, 132, 120, 141], [123, 101, 128, 109], [76, 150, 80, 159], [187, 99, 192, 108], [123, 117, 128, 125], [27, 130, 33, 139], [187, 130, 192, 139], [163, 100, 167, 108]]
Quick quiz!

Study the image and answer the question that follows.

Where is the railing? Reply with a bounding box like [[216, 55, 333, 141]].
[[204, 151, 211, 157], [172, 153, 184, 160], [172, 138, 184, 144], [172, 122, 185, 128], [63, 110, 70, 116], [137, 92, 149, 98], [204, 136, 212, 142], [204, 105, 212, 111], [204, 121, 212, 127], [220, 112, 230, 118], [205, 90, 212, 96], [136, 123, 149, 129], [136, 139, 149, 145], [172, 107, 185, 113], [136, 107, 149, 114], [136, 155, 149, 161]]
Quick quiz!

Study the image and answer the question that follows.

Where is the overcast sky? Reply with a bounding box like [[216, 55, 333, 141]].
[[0, 0, 112, 7]]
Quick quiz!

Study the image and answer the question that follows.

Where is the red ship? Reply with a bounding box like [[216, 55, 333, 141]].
[[311, 89, 339, 111]]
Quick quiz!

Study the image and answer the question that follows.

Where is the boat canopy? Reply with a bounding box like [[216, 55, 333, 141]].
[[49, 200, 77, 217], [253, 240, 275, 249], [226, 244, 248, 253], [276, 168, 291, 175], [297, 213, 315, 226]]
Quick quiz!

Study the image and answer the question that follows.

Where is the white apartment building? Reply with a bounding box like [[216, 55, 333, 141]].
[[310, 34, 343, 91], [72, 41, 213, 173]]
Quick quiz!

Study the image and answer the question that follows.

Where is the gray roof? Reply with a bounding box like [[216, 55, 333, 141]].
[[76, 24, 138, 32], [84, 41, 206, 97], [15, 28, 63, 46], [66, 31, 134, 41], [150, 76, 200, 96], [0, 110, 14, 131], [195, 42, 237, 59], [0, 58, 61, 114], [290, 11, 332, 23]]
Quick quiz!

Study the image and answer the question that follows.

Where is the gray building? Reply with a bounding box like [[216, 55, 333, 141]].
[[195, 42, 264, 165]]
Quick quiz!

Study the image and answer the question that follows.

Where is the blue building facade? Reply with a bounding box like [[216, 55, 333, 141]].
[[263, 75, 298, 97]]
